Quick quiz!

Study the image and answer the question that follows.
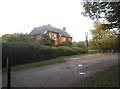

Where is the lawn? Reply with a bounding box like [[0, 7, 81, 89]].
[[72, 65, 118, 87]]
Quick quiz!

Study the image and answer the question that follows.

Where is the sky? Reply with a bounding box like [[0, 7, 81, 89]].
[[0, 0, 94, 42]]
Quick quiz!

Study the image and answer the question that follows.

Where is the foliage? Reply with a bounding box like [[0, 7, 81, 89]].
[[2, 33, 55, 46], [72, 41, 86, 49], [0, 37, 2, 43], [2, 43, 86, 67], [76, 41, 86, 49], [72, 41, 78, 47], [6, 33, 36, 43], [59, 41, 72, 46], [1, 34, 11, 42], [39, 34, 54, 46], [90, 21, 115, 40], [89, 21, 117, 52], [81, 1, 120, 29]]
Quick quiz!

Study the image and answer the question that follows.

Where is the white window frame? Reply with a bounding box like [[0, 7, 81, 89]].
[[54, 34, 57, 40], [49, 33, 51, 38]]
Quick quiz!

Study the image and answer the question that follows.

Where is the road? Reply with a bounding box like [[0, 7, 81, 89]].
[[3, 53, 118, 87]]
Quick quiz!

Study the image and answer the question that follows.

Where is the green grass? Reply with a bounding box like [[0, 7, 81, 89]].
[[11, 53, 95, 71], [11, 56, 65, 71], [3, 52, 108, 72], [72, 65, 118, 87]]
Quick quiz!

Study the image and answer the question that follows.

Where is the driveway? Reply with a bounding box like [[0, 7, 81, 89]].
[[3, 53, 118, 87]]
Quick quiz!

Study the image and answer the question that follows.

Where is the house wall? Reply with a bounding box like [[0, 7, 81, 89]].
[[49, 32, 59, 46], [59, 36, 66, 43], [59, 36, 72, 43], [36, 35, 43, 40], [35, 33, 72, 46]]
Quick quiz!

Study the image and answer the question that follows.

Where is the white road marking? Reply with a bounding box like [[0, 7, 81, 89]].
[[78, 64, 83, 66], [79, 72, 86, 75]]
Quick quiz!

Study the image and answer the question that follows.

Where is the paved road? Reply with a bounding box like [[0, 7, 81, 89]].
[[3, 53, 118, 87]]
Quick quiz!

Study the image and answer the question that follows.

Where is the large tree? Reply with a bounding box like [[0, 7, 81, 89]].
[[89, 20, 117, 51], [81, 0, 120, 29]]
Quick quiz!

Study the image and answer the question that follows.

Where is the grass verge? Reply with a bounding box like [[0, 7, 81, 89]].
[[11, 53, 95, 71], [72, 65, 118, 87], [11, 57, 65, 71]]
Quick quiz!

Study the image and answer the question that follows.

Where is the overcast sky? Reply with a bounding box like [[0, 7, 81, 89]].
[[0, 0, 94, 42]]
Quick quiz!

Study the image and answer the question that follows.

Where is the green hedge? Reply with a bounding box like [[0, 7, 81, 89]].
[[2, 43, 86, 67]]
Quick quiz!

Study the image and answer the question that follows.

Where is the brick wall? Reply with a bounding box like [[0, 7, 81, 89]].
[[59, 36, 72, 43], [49, 32, 59, 46], [35, 33, 72, 46], [36, 35, 43, 40]]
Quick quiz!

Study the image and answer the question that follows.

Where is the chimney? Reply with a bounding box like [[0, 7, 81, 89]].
[[63, 27, 66, 31]]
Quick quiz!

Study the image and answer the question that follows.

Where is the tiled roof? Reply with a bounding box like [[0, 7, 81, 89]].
[[29, 25, 72, 38]]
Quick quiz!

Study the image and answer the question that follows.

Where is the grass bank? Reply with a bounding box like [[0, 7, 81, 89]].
[[11, 57, 65, 71], [72, 65, 118, 87], [11, 52, 101, 71], [11, 53, 90, 71]]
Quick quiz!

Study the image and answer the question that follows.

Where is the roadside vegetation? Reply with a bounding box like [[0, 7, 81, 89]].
[[11, 53, 90, 71], [2, 26, 118, 67], [2, 33, 86, 67], [2, 42, 86, 67], [72, 65, 118, 87]]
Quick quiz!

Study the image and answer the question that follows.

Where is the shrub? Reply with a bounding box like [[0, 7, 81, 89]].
[[7, 33, 36, 43], [2, 43, 86, 67], [39, 34, 54, 46], [59, 42, 72, 46]]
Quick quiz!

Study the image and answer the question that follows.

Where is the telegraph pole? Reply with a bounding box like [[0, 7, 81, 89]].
[[85, 32, 88, 53]]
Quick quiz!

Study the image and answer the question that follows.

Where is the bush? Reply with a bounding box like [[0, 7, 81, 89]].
[[39, 34, 54, 46], [7, 33, 36, 43], [59, 42, 72, 46], [2, 43, 86, 67]]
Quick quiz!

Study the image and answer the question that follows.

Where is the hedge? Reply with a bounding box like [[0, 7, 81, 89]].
[[2, 43, 86, 67]]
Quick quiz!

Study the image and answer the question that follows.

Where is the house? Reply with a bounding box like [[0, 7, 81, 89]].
[[29, 24, 72, 45]]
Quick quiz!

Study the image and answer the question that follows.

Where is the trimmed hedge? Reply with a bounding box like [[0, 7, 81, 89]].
[[2, 43, 86, 67]]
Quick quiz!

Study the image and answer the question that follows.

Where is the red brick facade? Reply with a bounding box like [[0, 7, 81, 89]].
[[36, 35, 43, 40], [36, 32, 72, 46]]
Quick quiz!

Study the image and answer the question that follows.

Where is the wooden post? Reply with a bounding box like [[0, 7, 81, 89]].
[[7, 57, 11, 89], [64, 57, 67, 62]]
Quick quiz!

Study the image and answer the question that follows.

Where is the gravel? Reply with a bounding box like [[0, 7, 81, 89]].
[[2, 53, 118, 87]]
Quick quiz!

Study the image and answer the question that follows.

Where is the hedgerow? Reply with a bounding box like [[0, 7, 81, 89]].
[[2, 43, 86, 67]]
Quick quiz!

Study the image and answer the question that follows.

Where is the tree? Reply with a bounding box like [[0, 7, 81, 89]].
[[77, 41, 86, 49], [90, 20, 114, 41], [2, 34, 11, 42], [89, 21, 117, 51], [72, 41, 78, 47], [7, 33, 35, 43], [82, 0, 120, 29]]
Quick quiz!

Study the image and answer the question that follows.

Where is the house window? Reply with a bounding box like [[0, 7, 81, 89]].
[[54, 34, 57, 40], [49, 33, 51, 38], [63, 38, 66, 41]]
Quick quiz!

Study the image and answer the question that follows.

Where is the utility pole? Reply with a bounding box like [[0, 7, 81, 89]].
[[7, 57, 11, 89], [85, 32, 88, 53]]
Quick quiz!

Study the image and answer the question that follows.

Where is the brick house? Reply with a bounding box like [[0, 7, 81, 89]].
[[29, 24, 72, 46]]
